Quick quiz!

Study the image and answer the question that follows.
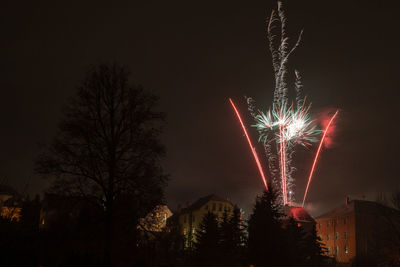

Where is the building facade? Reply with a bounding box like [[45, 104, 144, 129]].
[[316, 198, 400, 264], [176, 194, 236, 246]]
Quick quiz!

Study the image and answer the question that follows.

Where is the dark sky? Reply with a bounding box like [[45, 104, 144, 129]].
[[1, 0, 400, 217]]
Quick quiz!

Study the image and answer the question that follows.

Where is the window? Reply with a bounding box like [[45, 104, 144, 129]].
[[318, 223, 322, 229], [327, 234, 330, 241], [344, 217, 347, 225], [183, 228, 187, 235], [327, 247, 331, 255], [219, 203, 222, 211], [344, 231, 348, 240], [335, 232, 339, 240], [318, 235, 323, 241], [327, 221, 330, 227], [335, 218, 338, 225], [345, 245, 349, 254], [192, 227, 196, 234], [335, 246, 339, 255], [212, 203, 216, 211]]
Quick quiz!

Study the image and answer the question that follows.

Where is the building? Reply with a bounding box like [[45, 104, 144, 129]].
[[176, 194, 236, 245], [316, 198, 400, 264]]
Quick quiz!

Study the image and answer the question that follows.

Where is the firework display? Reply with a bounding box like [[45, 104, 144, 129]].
[[230, 1, 338, 207]]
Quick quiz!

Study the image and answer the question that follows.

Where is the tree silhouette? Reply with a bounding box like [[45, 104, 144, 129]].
[[284, 217, 307, 266], [36, 63, 167, 263], [193, 211, 221, 266], [247, 188, 287, 266], [302, 224, 328, 267], [220, 206, 246, 266]]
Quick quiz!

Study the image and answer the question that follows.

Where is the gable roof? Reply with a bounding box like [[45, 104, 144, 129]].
[[285, 206, 315, 222], [180, 194, 233, 213], [315, 200, 399, 220]]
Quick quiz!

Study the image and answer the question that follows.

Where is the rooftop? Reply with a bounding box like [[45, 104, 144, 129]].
[[316, 199, 399, 219], [180, 194, 233, 213], [285, 206, 314, 222]]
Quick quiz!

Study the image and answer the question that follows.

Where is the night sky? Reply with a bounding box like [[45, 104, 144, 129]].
[[1, 0, 399, 217]]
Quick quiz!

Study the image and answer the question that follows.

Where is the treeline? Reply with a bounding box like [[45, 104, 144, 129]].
[[154, 188, 333, 267]]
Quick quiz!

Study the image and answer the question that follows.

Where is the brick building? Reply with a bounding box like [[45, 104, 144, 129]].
[[316, 198, 400, 264]]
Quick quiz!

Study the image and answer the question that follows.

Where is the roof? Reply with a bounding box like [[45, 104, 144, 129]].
[[316, 200, 398, 220], [285, 206, 315, 222], [180, 194, 233, 213]]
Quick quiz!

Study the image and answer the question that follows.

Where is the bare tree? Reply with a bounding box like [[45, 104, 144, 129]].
[[36, 63, 167, 262]]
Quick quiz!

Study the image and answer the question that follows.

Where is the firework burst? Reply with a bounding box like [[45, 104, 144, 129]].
[[229, 1, 338, 207]]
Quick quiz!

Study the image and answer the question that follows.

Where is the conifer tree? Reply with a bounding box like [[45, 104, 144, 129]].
[[247, 188, 287, 266], [220, 206, 246, 266], [285, 217, 307, 266], [303, 224, 328, 266], [193, 211, 221, 266]]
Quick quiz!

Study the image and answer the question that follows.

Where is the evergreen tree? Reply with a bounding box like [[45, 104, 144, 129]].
[[247, 188, 287, 266], [284, 217, 307, 266], [220, 206, 246, 266], [303, 224, 328, 267], [193, 211, 221, 266]]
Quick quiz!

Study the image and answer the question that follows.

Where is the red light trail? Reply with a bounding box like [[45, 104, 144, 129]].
[[229, 98, 269, 191], [279, 126, 288, 205], [302, 110, 339, 207]]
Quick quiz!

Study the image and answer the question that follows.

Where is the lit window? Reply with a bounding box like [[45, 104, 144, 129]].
[[335, 246, 339, 255], [335, 232, 339, 240], [345, 245, 348, 254], [327, 234, 330, 241], [192, 227, 196, 234], [212, 203, 216, 211], [183, 228, 187, 235], [344, 231, 348, 240]]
